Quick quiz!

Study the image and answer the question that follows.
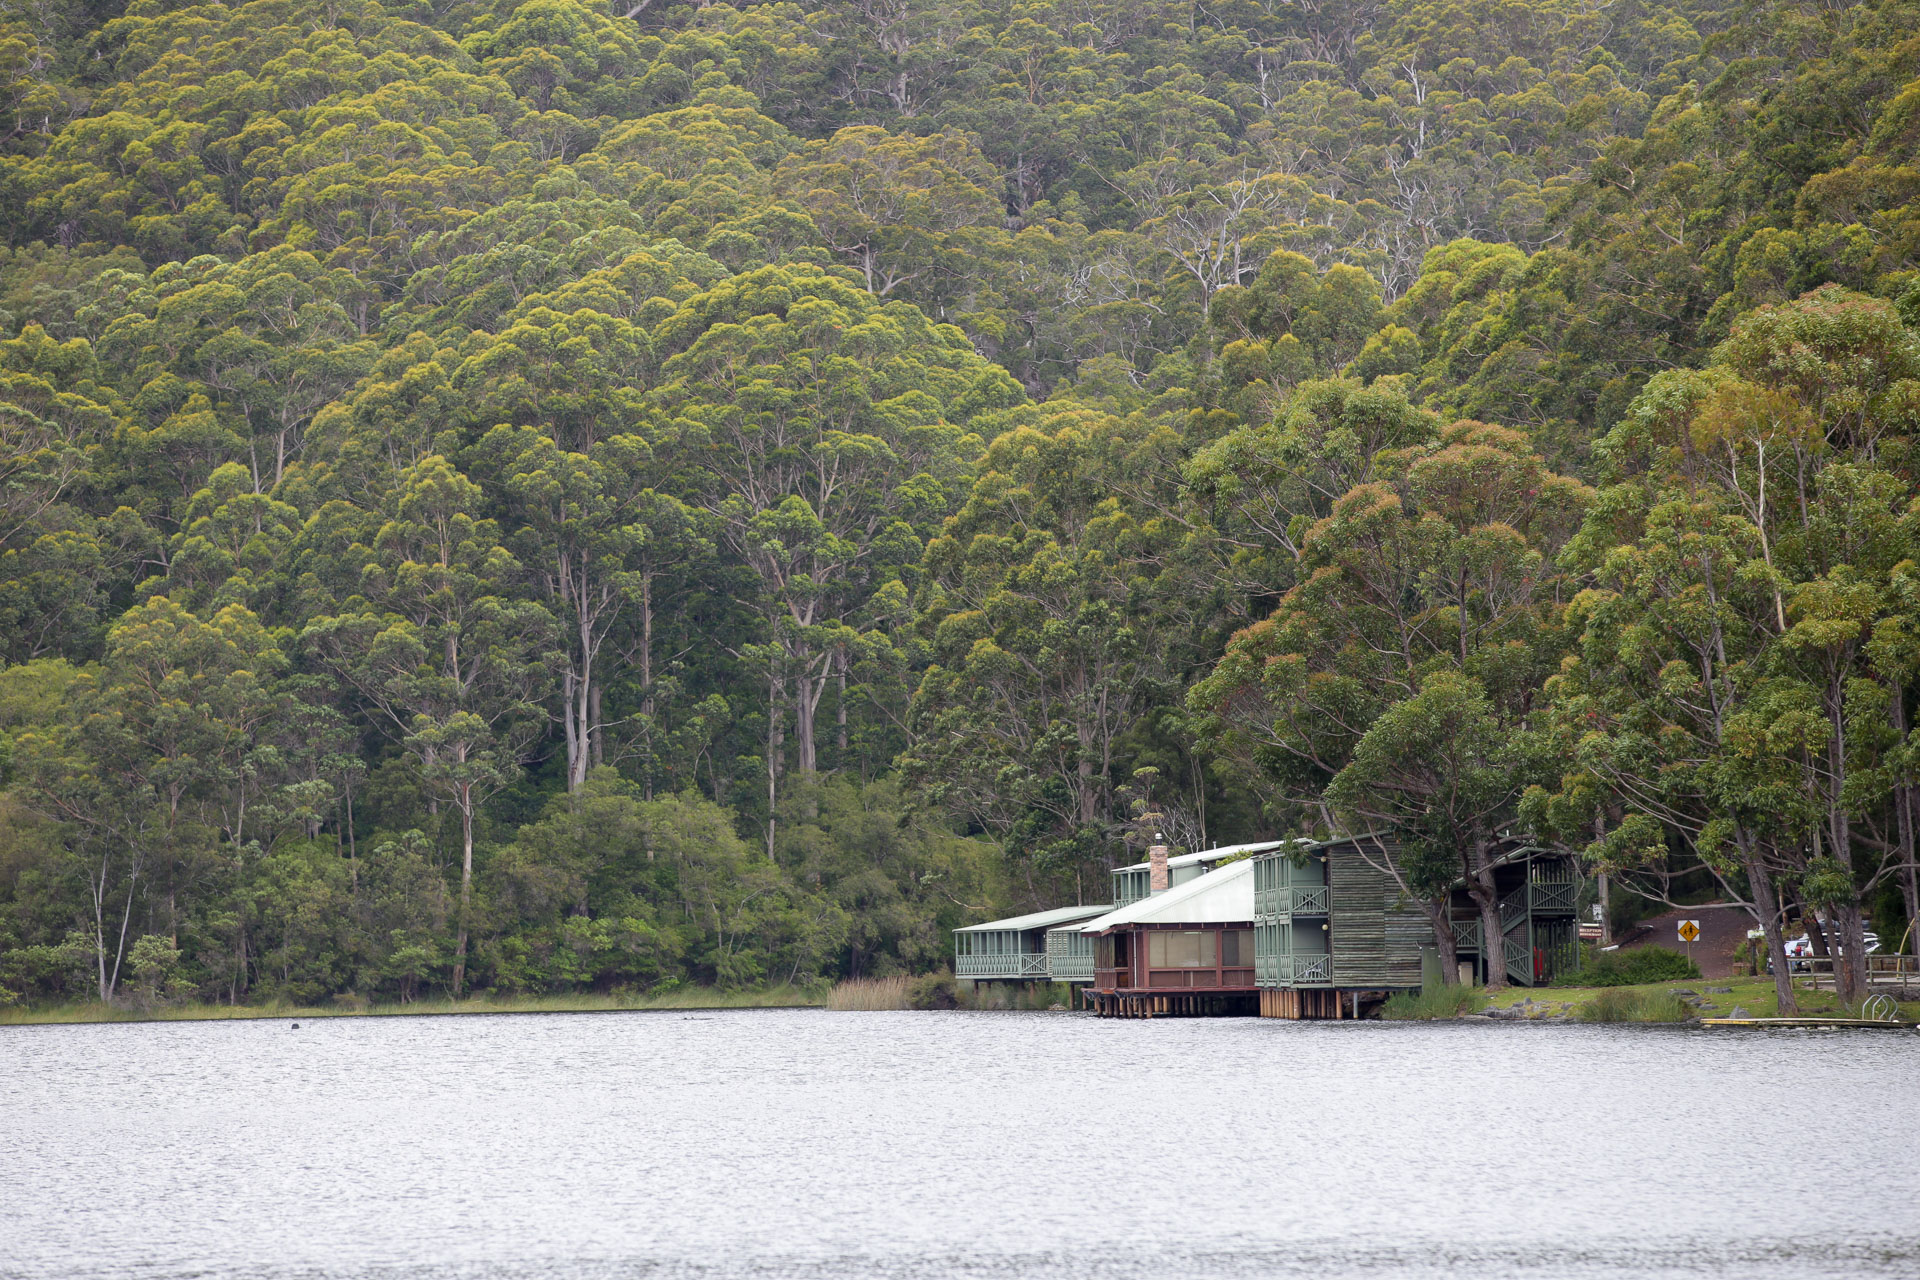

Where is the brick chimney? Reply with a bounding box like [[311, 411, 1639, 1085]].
[[1149, 844, 1169, 894]]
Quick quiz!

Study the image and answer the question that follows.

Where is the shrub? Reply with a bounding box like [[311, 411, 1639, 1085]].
[[125, 935, 194, 1010], [1564, 945, 1700, 987], [1381, 984, 1482, 1020], [907, 973, 959, 1009], [1579, 988, 1693, 1023], [961, 980, 1071, 1010]]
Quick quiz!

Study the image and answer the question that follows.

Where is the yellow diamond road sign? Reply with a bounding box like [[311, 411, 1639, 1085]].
[[1678, 920, 1701, 943]]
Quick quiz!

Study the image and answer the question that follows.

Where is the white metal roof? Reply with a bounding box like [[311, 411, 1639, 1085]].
[[1113, 839, 1291, 873], [1080, 859, 1255, 933], [954, 903, 1115, 934]]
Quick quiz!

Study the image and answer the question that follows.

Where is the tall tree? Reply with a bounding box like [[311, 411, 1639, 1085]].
[[303, 455, 557, 994], [1191, 417, 1590, 985]]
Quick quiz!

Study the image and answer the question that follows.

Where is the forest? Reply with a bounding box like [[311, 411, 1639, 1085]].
[[1, 0, 1918, 1009]]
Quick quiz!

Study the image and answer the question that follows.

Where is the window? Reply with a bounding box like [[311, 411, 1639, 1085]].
[[1222, 929, 1254, 967], [1148, 931, 1217, 968]]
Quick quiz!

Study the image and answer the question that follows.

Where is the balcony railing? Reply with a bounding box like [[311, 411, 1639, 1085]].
[[1255, 885, 1328, 920], [1530, 881, 1578, 913], [1144, 967, 1256, 989], [955, 952, 1049, 979], [1251, 953, 1333, 986], [1289, 953, 1330, 984], [1291, 886, 1328, 914], [1048, 953, 1094, 982]]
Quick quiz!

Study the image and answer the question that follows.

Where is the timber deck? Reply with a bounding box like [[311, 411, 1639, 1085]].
[[1700, 1017, 1914, 1029]]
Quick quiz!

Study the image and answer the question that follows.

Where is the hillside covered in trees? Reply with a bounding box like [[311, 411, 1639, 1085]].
[[2, 0, 1919, 1008]]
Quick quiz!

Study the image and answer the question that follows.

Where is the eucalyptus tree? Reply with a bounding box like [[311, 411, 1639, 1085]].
[[652, 263, 1020, 833], [1528, 288, 1920, 1006], [93, 249, 376, 501], [774, 125, 1005, 306], [301, 455, 558, 995], [14, 596, 284, 1001], [909, 402, 1191, 894], [471, 424, 711, 793], [1183, 377, 1438, 607], [1190, 418, 1590, 983]]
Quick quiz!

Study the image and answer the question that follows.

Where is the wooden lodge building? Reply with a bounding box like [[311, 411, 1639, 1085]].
[[951, 841, 1284, 989], [953, 904, 1112, 985], [1108, 841, 1287, 906], [954, 835, 1583, 1019], [1081, 857, 1259, 1017], [1250, 834, 1580, 1016]]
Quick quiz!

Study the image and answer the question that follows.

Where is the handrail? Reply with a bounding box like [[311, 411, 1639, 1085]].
[[1290, 953, 1330, 983], [1529, 882, 1577, 913], [954, 952, 1049, 979], [1503, 937, 1532, 984], [1783, 953, 1920, 975]]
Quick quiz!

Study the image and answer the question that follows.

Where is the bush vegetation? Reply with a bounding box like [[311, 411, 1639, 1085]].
[[962, 982, 1073, 1011], [2, 0, 1918, 1015], [1578, 988, 1694, 1023], [1381, 985, 1485, 1020], [1564, 947, 1701, 988], [908, 974, 961, 1010]]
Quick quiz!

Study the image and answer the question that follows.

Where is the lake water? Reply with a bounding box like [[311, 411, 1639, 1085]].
[[2, 1009, 1915, 1279]]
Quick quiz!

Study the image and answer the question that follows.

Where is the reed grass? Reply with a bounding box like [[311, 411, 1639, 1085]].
[[1578, 987, 1692, 1023], [1380, 984, 1484, 1020], [823, 975, 913, 1011], [0, 985, 822, 1025]]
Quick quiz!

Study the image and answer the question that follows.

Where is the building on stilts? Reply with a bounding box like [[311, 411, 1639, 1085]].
[[954, 835, 1585, 1020], [1080, 849, 1259, 1018], [953, 903, 1113, 990], [1251, 835, 1584, 1018]]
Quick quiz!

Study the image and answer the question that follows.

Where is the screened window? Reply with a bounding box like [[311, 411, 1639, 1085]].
[[1148, 930, 1217, 968], [1221, 929, 1254, 967]]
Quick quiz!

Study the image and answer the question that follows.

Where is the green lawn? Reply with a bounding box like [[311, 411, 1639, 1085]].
[[0, 986, 824, 1025]]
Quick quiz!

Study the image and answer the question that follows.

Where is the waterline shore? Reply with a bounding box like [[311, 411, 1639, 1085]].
[[8, 976, 1916, 1027], [0, 986, 823, 1025]]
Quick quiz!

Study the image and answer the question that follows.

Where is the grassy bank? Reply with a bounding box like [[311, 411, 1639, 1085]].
[[1475, 976, 1920, 1023], [0, 986, 823, 1026]]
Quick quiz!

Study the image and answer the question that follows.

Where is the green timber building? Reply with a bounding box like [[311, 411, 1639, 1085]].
[[954, 841, 1282, 989], [953, 903, 1112, 985], [1251, 835, 1581, 1018]]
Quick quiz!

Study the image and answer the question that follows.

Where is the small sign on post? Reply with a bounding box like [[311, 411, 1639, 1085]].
[[1678, 918, 1700, 970]]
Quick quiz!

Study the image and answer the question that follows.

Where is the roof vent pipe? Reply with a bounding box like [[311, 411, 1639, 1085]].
[[1149, 844, 1169, 894]]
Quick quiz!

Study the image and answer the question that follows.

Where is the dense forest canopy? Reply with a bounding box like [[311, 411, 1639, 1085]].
[[2, 0, 1918, 1008]]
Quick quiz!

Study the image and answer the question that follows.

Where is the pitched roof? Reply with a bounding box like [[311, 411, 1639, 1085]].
[[1112, 839, 1291, 873], [1080, 859, 1255, 932], [953, 903, 1115, 934]]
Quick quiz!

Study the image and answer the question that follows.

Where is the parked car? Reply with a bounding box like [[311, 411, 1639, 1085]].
[[1778, 930, 1880, 972]]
